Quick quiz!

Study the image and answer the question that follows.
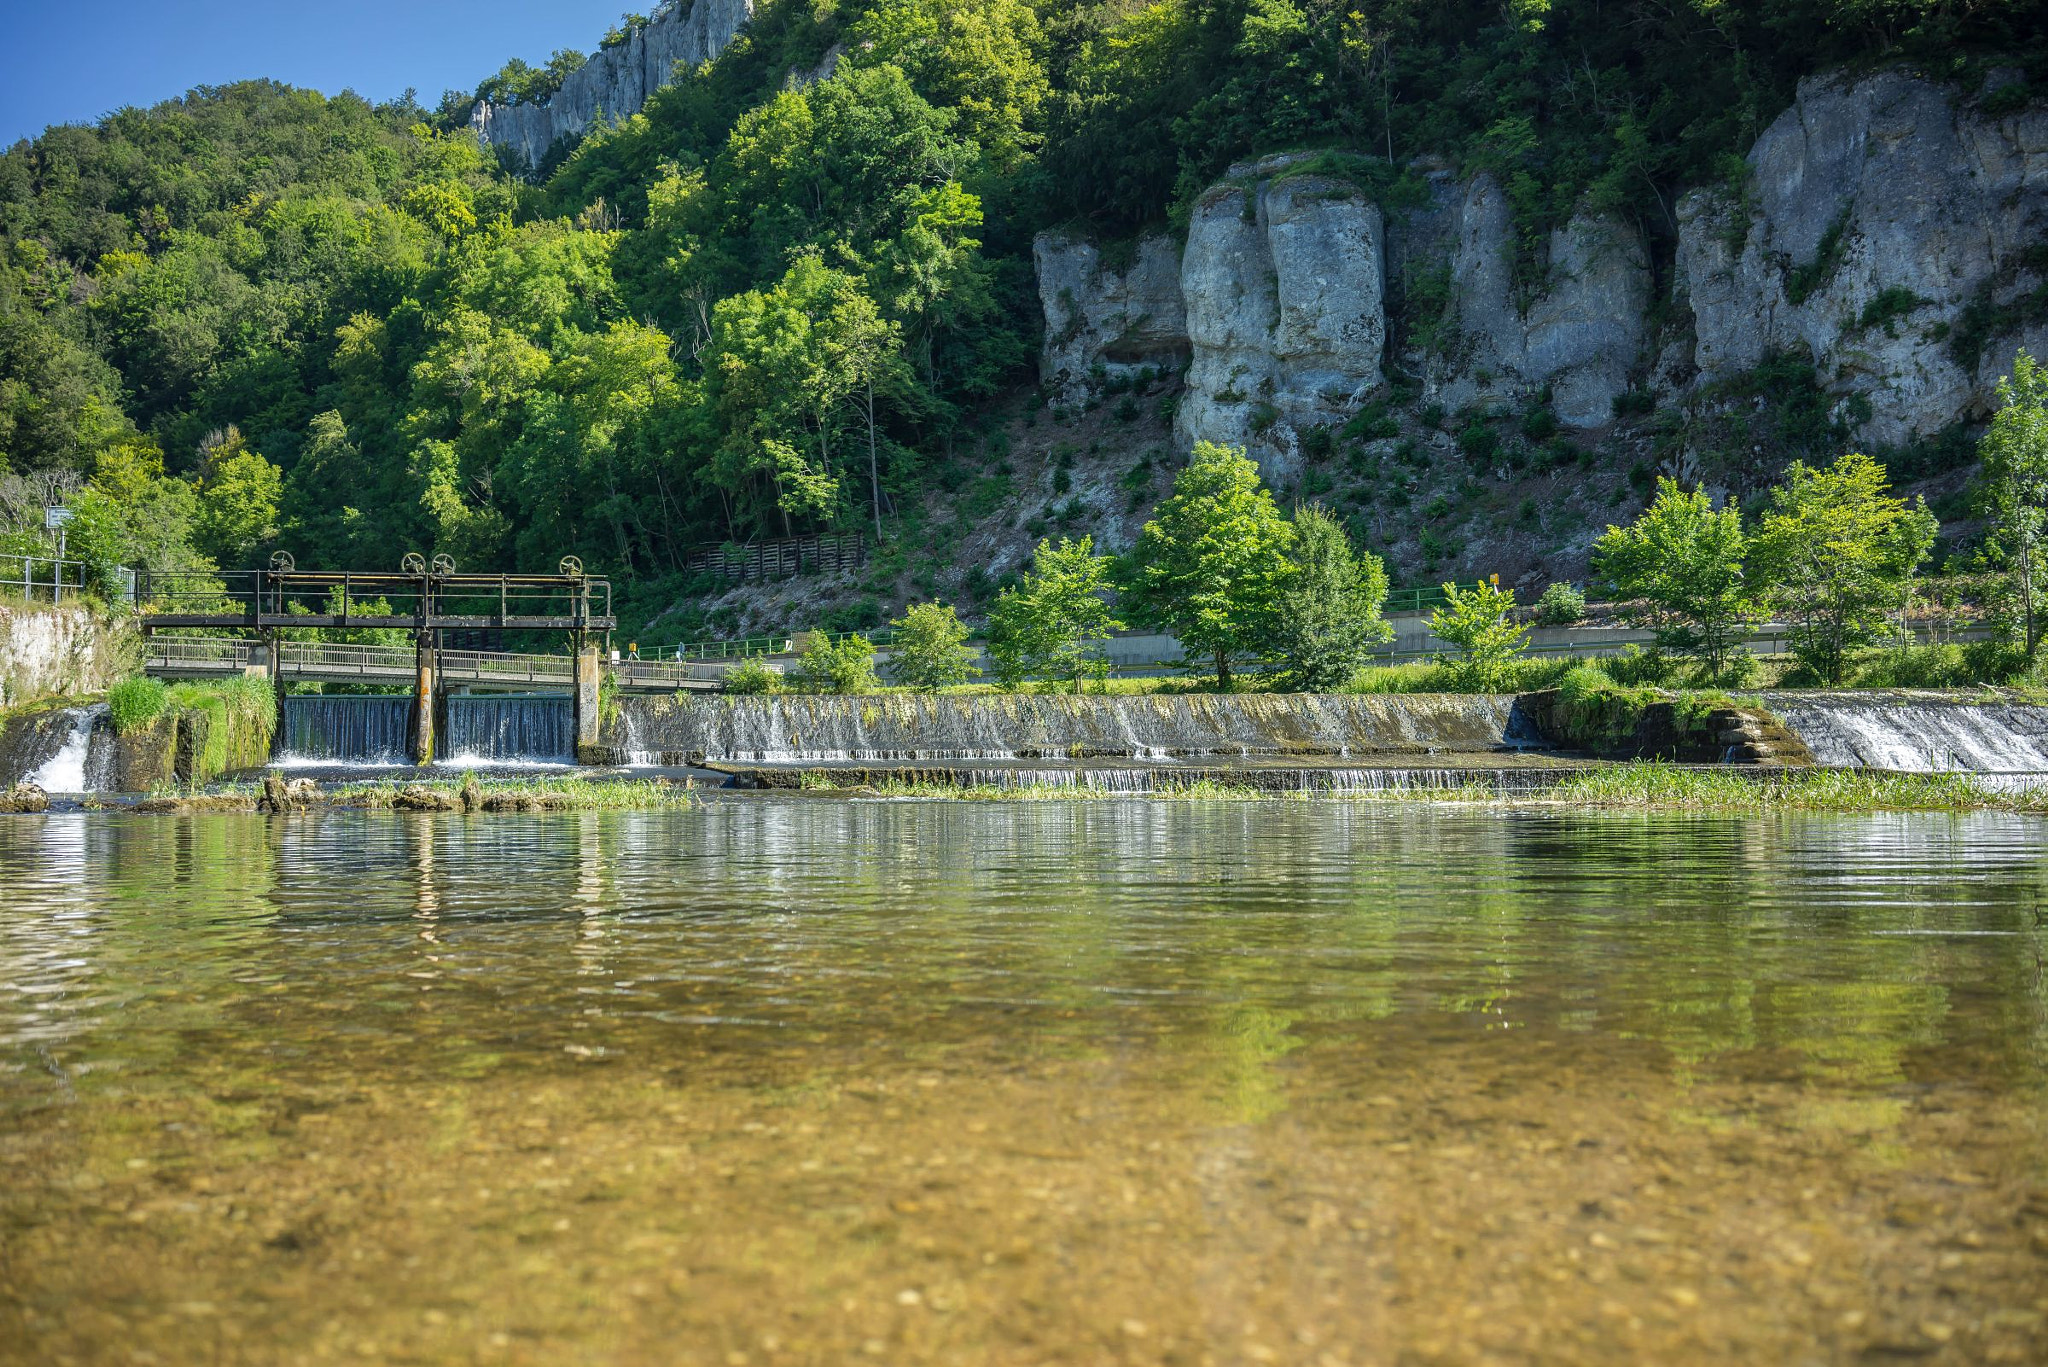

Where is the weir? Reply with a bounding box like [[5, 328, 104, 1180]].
[[278, 696, 414, 764], [1767, 693, 2048, 773], [609, 693, 1546, 763], [445, 695, 574, 762]]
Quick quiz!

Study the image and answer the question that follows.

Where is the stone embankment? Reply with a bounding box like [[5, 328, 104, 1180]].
[[0, 604, 137, 708]]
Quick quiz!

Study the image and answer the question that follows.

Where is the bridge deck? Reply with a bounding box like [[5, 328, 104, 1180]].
[[144, 638, 734, 691]]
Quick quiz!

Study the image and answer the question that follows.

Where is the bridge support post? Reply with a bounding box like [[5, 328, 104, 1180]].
[[573, 638, 603, 762], [253, 629, 287, 758], [412, 632, 439, 766]]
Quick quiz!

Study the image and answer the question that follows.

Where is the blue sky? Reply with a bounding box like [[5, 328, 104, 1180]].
[[1, 1, 630, 145]]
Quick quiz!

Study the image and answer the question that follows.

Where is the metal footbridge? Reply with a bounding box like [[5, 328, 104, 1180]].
[[143, 636, 741, 692]]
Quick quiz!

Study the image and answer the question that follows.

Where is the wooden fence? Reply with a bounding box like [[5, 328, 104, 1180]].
[[685, 533, 868, 583]]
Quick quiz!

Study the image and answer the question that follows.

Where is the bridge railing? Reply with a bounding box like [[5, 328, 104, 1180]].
[[138, 569, 614, 627], [145, 636, 253, 671], [440, 650, 575, 686]]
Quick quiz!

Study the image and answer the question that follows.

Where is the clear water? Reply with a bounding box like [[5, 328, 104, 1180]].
[[1, 802, 2044, 1365]]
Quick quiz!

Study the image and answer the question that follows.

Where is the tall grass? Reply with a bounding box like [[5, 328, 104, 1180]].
[[1548, 763, 2048, 813], [107, 676, 169, 733]]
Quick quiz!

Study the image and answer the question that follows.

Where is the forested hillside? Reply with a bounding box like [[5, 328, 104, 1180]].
[[2, 0, 2043, 639]]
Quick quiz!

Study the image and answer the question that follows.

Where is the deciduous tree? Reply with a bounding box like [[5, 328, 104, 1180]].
[[1129, 442, 1294, 689], [1750, 451, 1936, 685], [1593, 478, 1759, 679]]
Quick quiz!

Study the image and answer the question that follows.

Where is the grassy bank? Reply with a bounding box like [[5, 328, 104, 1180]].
[[1535, 764, 2048, 814]]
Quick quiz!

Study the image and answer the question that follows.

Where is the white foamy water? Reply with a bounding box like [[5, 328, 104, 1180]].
[[27, 706, 106, 793], [1770, 695, 2048, 773]]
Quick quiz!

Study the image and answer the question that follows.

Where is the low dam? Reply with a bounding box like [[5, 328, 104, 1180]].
[[609, 692, 1546, 764], [598, 690, 2048, 791], [276, 694, 575, 765], [14, 688, 2048, 792]]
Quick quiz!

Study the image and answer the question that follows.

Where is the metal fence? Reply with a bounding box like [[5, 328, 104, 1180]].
[[3, 556, 93, 605]]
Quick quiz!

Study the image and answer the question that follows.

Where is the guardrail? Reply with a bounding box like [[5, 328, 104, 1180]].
[[658, 627, 895, 661], [3, 556, 94, 605]]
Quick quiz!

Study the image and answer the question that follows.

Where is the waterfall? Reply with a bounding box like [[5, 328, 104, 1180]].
[[19, 705, 114, 792], [1769, 693, 2048, 773], [615, 693, 1545, 763], [278, 696, 413, 764], [445, 695, 573, 763]]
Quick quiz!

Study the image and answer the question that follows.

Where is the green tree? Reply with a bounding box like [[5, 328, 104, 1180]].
[[1592, 478, 1760, 678], [1980, 350, 2048, 656], [1749, 451, 1937, 685], [985, 536, 1123, 692], [1428, 576, 1527, 691], [1274, 503, 1391, 690], [1129, 441, 1295, 688], [886, 601, 981, 691], [190, 428, 281, 566], [788, 632, 880, 694], [848, 0, 1048, 171]]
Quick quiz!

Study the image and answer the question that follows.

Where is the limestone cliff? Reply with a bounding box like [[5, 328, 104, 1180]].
[[1176, 157, 1388, 480], [1676, 69, 2048, 445], [1034, 68, 2045, 470], [471, 0, 754, 168], [1034, 232, 1187, 406], [1422, 175, 1649, 429]]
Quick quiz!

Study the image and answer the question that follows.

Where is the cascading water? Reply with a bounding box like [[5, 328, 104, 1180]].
[[1768, 693, 2048, 773], [19, 704, 115, 793], [445, 695, 573, 763], [278, 696, 413, 764], [614, 693, 1544, 764]]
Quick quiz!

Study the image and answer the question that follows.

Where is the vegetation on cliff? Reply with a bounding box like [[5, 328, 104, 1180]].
[[0, 0, 2042, 642]]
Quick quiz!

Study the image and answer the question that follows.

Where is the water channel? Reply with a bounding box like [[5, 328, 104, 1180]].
[[2, 800, 2044, 1364]]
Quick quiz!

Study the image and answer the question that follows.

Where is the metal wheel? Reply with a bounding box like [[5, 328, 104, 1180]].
[[558, 555, 584, 578], [269, 550, 295, 573], [430, 554, 456, 577], [401, 553, 427, 575]]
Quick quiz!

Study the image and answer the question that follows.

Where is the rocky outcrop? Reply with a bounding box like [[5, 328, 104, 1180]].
[[1176, 156, 1387, 478], [470, 0, 754, 168], [1, 604, 138, 708], [1428, 175, 1651, 427], [1032, 69, 2044, 473], [1677, 69, 2048, 444], [1034, 233, 1188, 406]]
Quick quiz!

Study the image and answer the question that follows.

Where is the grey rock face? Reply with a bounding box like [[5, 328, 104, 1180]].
[[1033, 233, 1189, 406], [1677, 70, 2048, 444], [470, 0, 754, 168], [1177, 156, 1386, 479], [1431, 174, 1650, 428]]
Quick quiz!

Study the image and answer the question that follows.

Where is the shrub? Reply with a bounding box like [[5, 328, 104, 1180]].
[[1533, 581, 1587, 626], [1599, 644, 1678, 687], [886, 602, 981, 691], [787, 633, 880, 695], [722, 658, 782, 695], [1427, 577, 1529, 691], [108, 676, 168, 734]]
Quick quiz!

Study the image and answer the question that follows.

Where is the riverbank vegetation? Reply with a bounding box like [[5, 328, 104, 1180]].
[[734, 430, 2013, 696], [791, 764, 2048, 814]]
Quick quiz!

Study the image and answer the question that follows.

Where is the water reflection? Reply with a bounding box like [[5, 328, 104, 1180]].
[[1, 803, 2044, 1365]]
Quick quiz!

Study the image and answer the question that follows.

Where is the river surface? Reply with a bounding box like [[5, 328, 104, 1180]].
[[2, 801, 2045, 1365]]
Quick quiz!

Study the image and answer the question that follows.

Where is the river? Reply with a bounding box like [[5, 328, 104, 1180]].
[[2, 800, 2044, 1364]]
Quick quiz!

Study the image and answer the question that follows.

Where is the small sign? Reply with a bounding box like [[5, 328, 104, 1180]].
[[44, 506, 73, 530]]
